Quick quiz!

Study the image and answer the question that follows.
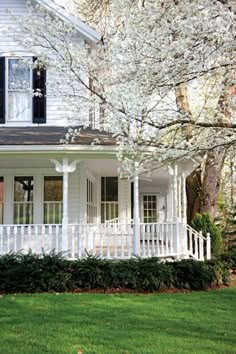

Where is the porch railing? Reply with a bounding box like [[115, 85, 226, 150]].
[[0, 222, 211, 260], [186, 225, 211, 260]]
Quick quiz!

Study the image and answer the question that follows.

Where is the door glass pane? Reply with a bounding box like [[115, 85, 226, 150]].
[[14, 177, 34, 224], [0, 177, 3, 224], [143, 195, 158, 223], [44, 177, 63, 224]]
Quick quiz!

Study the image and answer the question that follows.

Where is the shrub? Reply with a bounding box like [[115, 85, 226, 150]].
[[0, 252, 232, 293], [170, 259, 216, 290], [191, 213, 222, 256]]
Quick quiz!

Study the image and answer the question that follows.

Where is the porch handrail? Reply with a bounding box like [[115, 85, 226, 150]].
[[105, 217, 134, 224], [186, 224, 207, 240], [186, 224, 211, 260]]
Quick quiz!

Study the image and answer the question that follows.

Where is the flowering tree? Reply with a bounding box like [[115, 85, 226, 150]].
[[10, 0, 236, 216]]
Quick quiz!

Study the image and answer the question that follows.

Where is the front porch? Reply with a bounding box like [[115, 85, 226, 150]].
[[0, 222, 211, 260], [0, 144, 211, 261]]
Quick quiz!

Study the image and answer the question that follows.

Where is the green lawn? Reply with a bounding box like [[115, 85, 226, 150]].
[[0, 288, 235, 354]]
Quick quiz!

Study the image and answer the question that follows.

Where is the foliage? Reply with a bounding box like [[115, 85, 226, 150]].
[[0, 252, 232, 293], [191, 213, 222, 256], [9, 0, 236, 173]]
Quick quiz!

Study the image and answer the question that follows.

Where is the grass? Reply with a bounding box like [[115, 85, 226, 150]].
[[0, 288, 236, 354]]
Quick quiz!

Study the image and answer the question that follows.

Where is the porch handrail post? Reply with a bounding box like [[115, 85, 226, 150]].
[[133, 174, 140, 256], [206, 232, 211, 260]]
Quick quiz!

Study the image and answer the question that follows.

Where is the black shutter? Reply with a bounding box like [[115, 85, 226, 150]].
[[33, 57, 46, 124], [0, 57, 5, 124]]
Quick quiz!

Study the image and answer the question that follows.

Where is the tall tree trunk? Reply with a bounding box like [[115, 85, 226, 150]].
[[186, 169, 202, 223], [175, 81, 228, 222], [199, 148, 227, 218]]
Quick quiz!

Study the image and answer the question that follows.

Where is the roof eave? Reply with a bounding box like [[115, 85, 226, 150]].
[[34, 0, 100, 43]]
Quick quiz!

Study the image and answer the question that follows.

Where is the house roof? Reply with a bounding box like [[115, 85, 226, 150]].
[[0, 126, 115, 146], [34, 0, 100, 43]]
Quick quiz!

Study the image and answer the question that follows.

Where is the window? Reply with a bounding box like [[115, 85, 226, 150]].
[[143, 195, 158, 223], [0, 177, 3, 224], [14, 177, 34, 224], [7, 58, 32, 121], [87, 178, 97, 223], [0, 57, 46, 124], [101, 177, 118, 222], [44, 177, 63, 224]]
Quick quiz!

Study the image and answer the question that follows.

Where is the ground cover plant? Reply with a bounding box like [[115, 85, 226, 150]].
[[0, 288, 235, 354]]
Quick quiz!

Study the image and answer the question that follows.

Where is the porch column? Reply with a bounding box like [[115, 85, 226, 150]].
[[178, 176, 182, 220], [133, 174, 140, 256], [173, 164, 178, 221], [50, 158, 79, 253], [182, 173, 187, 223]]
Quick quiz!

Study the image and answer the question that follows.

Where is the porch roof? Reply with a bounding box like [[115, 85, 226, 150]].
[[0, 126, 116, 146]]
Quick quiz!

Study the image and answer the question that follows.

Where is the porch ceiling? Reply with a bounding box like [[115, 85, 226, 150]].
[[85, 159, 170, 187]]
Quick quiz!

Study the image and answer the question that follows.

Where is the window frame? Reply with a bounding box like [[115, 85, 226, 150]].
[[5, 57, 33, 123]]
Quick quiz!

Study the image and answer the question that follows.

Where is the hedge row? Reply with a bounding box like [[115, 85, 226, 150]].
[[0, 252, 233, 293]]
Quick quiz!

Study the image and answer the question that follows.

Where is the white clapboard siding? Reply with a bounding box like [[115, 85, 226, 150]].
[[0, 0, 90, 127]]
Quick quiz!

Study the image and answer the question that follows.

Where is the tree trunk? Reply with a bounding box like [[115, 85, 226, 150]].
[[199, 148, 227, 218], [186, 169, 202, 223]]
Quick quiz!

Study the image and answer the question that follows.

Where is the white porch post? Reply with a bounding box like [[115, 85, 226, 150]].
[[133, 174, 140, 256], [50, 158, 79, 253], [182, 173, 187, 223], [169, 164, 180, 257], [62, 165, 69, 252], [178, 176, 182, 220], [173, 163, 178, 221]]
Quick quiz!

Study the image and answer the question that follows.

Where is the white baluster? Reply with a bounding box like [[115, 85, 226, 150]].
[[13, 226, 17, 253], [7, 226, 10, 253]]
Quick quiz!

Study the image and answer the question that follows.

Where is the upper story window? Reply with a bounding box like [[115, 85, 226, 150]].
[[0, 56, 46, 125], [8, 58, 32, 122]]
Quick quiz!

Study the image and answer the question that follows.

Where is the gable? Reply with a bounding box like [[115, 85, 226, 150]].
[[34, 0, 100, 43], [0, 0, 99, 53]]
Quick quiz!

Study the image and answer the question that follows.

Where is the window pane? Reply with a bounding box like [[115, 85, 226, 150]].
[[14, 177, 33, 224], [44, 177, 63, 201], [14, 177, 33, 202], [8, 59, 31, 121], [8, 92, 31, 121], [101, 177, 118, 202], [44, 177, 63, 224], [101, 177, 118, 222], [8, 59, 30, 90]]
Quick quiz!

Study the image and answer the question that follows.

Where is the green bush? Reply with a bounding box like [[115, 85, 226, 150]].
[[170, 259, 216, 290], [191, 213, 222, 256], [0, 252, 232, 294]]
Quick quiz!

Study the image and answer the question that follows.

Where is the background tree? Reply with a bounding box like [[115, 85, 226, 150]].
[[10, 0, 236, 224]]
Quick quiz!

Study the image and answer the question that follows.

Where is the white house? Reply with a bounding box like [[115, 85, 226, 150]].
[[0, 0, 211, 260]]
